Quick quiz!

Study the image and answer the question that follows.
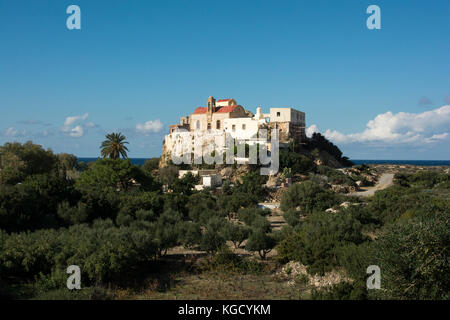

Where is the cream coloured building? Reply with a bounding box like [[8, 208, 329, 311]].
[[161, 96, 306, 166]]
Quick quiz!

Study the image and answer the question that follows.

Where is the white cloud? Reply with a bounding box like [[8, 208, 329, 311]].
[[68, 125, 84, 137], [61, 113, 94, 138], [64, 113, 89, 126], [3, 127, 25, 138], [306, 124, 320, 138], [136, 119, 164, 134], [312, 105, 450, 146]]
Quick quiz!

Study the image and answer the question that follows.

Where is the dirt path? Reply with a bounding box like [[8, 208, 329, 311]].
[[354, 173, 394, 197]]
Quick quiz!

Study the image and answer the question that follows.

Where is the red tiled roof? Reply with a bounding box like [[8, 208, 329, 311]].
[[217, 99, 231, 102], [193, 105, 240, 114], [216, 105, 238, 113], [194, 107, 207, 114]]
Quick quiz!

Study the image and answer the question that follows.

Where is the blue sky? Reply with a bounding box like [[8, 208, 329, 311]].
[[0, 0, 449, 159]]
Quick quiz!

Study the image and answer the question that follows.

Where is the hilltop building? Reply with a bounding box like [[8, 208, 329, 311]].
[[161, 96, 306, 166]]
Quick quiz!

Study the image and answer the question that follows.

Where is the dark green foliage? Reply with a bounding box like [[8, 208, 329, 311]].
[[371, 212, 450, 300], [186, 192, 219, 224], [341, 205, 381, 230], [199, 217, 227, 254], [307, 133, 353, 166], [209, 245, 264, 275], [234, 171, 267, 202], [100, 132, 129, 159], [216, 192, 254, 219], [75, 158, 156, 193], [0, 172, 78, 232], [237, 207, 270, 227], [394, 171, 450, 189], [276, 232, 303, 263], [301, 211, 364, 275], [56, 153, 79, 172], [141, 158, 160, 174], [177, 221, 202, 248], [0, 141, 58, 185], [158, 165, 179, 186], [280, 180, 339, 214], [279, 150, 315, 175], [336, 242, 375, 283], [151, 209, 183, 257], [316, 165, 356, 186], [223, 222, 249, 248], [393, 173, 410, 187], [0, 220, 159, 284], [368, 185, 449, 224], [162, 193, 189, 217], [170, 172, 200, 195], [57, 201, 88, 225], [116, 192, 163, 226], [276, 211, 364, 275], [245, 228, 276, 260], [283, 209, 301, 228]]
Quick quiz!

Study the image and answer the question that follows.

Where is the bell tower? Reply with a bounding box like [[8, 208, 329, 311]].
[[206, 96, 215, 128], [206, 96, 215, 114]]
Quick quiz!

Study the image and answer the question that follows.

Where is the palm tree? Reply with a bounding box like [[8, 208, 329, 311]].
[[100, 132, 129, 159]]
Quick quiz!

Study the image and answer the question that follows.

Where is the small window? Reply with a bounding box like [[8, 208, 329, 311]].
[[216, 120, 221, 129], [277, 112, 281, 117], [207, 123, 211, 130], [242, 124, 246, 130], [196, 120, 200, 130], [232, 124, 236, 132]]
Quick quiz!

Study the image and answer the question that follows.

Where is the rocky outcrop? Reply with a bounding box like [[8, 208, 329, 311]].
[[265, 175, 280, 188], [277, 261, 352, 288]]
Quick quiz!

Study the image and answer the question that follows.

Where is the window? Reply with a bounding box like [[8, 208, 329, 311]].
[[232, 124, 236, 132], [242, 124, 246, 130], [277, 112, 281, 117], [196, 120, 200, 130], [216, 120, 221, 129], [207, 123, 211, 130]]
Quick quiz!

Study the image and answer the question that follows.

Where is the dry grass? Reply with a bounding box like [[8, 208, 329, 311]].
[[118, 270, 311, 300]]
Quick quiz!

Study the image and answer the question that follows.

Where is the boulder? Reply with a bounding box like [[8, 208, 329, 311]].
[[220, 167, 233, 178], [331, 184, 348, 193], [265, 175, 280, 188]]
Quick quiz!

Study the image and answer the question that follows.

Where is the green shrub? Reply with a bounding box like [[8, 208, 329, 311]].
[[223, 222, 249, 249], [245, 228, 276, 260], [276, 232, 304, 264], [280, 181, 339, 214], [283, 209, 301, 228], [371, 212, 450, 300], [210, 245, 264, 275], [200, 217, 227, 254], [316, 166, 356, 186], [177, 221, 202, 249], [237, 207, 270, 226]]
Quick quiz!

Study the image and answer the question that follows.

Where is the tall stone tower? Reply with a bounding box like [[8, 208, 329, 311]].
[[206, 96, 215, 129]]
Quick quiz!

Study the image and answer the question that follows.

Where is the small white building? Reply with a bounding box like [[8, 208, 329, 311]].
[[202, 174, 222, 189]]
